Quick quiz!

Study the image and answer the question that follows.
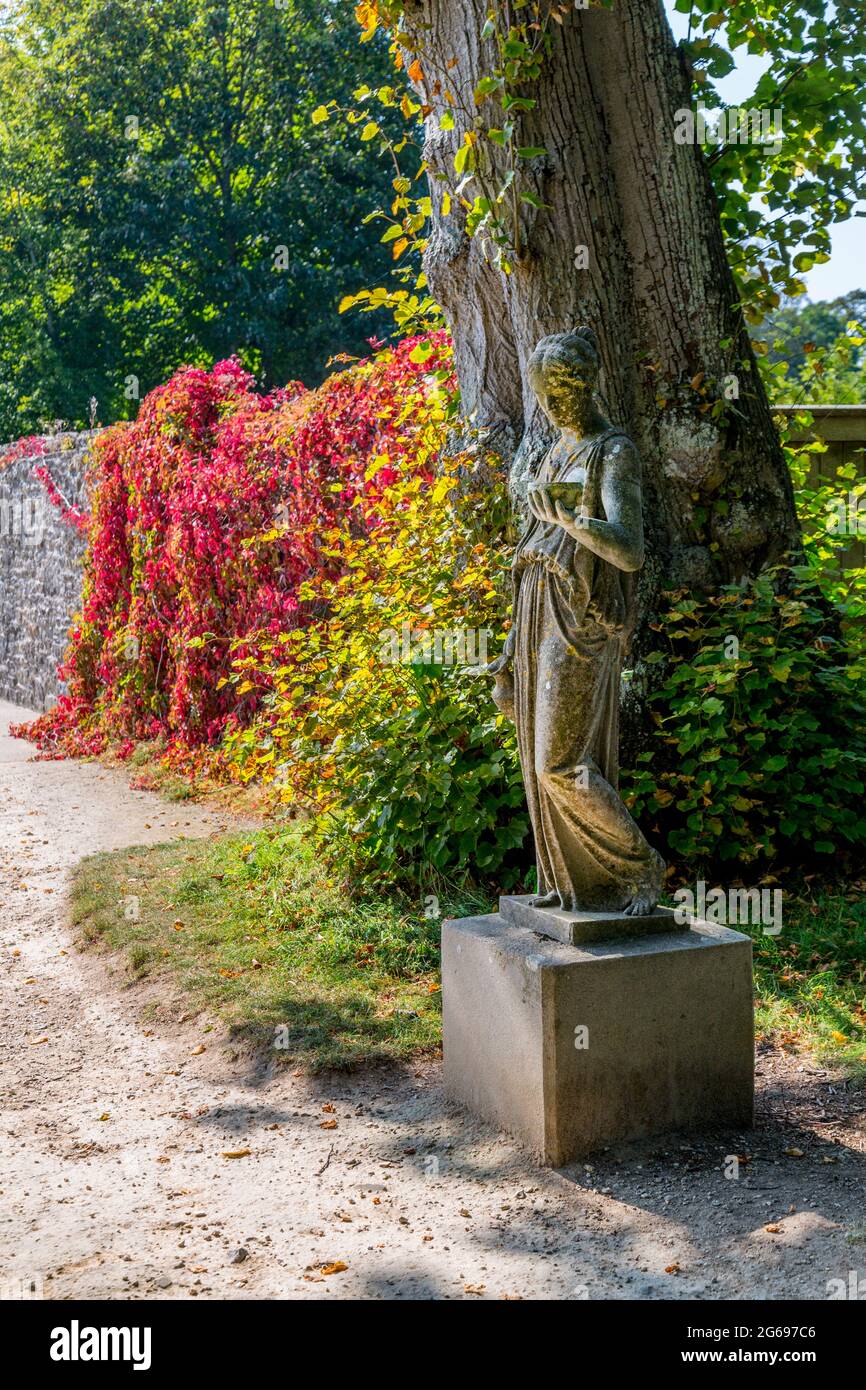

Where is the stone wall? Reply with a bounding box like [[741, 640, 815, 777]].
[[0, 433, 92, 712]]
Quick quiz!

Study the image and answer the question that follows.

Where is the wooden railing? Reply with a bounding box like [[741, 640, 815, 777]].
[[775, 404, 866, 569]]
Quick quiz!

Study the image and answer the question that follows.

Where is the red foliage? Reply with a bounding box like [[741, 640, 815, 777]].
[[0, 434, 90, 532], [0, 434, 47, 470], [31, 464, 90, 533], [17, 337, 453, 763]]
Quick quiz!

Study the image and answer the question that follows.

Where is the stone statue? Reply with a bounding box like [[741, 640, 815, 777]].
[[489, 327, 665, 917]]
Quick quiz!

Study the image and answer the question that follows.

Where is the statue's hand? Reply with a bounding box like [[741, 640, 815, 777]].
[[527, 483, 558, 524], [553, 500, 590, 538], [486, 651, 515, 721], [489, 666, 516, 721], [528, 484, 589, 538]]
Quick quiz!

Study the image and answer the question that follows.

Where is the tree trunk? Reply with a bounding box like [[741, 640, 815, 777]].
[[402, 0, 801, 611]]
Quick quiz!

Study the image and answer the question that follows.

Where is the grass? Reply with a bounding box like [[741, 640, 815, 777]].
[[748, 882, 866, 1078], [70, 825, 491, 1071], [100, 737, 271, 814], [71, 825, 866, 1077]]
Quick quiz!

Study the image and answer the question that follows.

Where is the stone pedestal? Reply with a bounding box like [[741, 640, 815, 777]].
[[442, 907, 754, 1166]]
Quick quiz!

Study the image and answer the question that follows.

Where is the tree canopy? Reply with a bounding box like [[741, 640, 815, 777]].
[[0, 0, 395, 438]]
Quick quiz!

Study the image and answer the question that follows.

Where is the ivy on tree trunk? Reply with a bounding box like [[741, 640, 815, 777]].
[[400, 0, 801, 608]]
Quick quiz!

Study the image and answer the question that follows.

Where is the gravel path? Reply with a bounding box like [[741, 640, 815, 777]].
[[2, 698, 864, 1301]]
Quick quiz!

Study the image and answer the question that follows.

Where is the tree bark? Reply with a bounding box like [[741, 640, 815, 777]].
[[402, 0, 801, 609]]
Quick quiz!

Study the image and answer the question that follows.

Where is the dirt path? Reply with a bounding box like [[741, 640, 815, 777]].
[[2, 699, 864, 1302]]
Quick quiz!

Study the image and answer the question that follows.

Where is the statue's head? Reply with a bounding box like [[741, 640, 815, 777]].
[[527, 327, 599, 427]]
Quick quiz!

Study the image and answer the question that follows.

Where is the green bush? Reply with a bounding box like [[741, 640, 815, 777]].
[[312, 662, 530, 888], [622, 568, 866, 872]]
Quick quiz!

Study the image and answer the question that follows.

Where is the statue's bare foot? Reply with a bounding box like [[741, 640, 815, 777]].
[[530, 890, 561, 910], [622, 851, 665, 917], [623, 891, 658, 917]]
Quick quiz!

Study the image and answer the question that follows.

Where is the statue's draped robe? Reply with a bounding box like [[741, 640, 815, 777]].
[[512, 427, 661, 912]]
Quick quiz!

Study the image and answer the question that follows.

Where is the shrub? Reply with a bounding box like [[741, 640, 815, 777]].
[[224, 449, 530, 889], [22, 337, 453, 760], [622, 567, 866, 873]]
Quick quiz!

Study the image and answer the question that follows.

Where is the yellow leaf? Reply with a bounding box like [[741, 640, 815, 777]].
[[431, 475, 456, 505]]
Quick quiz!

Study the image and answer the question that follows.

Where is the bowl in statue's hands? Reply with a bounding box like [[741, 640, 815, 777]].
[[545, 481, 582, 510]]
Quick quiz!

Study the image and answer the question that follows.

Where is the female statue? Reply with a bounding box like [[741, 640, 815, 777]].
[[489, 327, 665, 916]]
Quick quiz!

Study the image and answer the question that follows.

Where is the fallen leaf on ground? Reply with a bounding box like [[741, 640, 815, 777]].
[[320, 1119, 337, 1130], [764, 1223, 781, 1234], [222, 1149, 252, 1159], [320, 1261, 347, 1276]]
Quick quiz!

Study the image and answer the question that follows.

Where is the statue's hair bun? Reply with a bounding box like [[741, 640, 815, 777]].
[[572, 325, 598, 353]]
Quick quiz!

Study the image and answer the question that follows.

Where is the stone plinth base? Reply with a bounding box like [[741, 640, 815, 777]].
[[499, 893, 687, 946], [442, 912, 754, 1166]]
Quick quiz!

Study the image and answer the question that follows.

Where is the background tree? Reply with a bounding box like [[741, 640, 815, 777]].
[[765, 291, 866, 377], [0, 0, 396, 438]]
